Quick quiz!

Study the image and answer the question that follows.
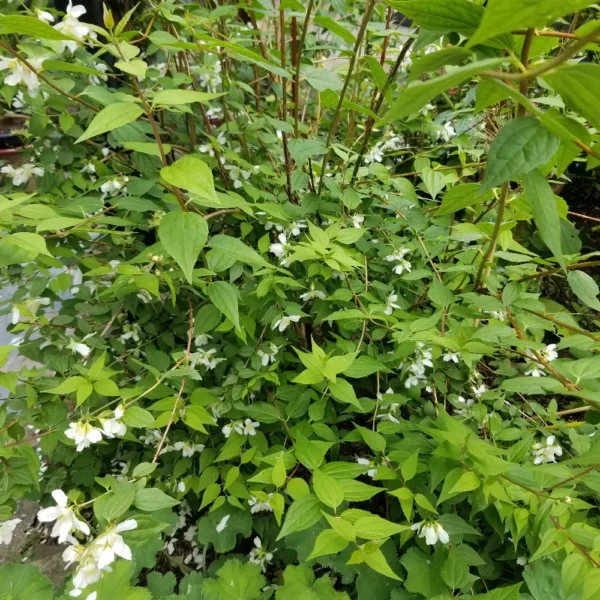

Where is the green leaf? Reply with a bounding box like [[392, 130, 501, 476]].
[[76, 102, 144, 144], [294, 434, 326, 470], [450, 470, 480, 494], [134, 488, 179, 511], [401, 450, 419, 481], [4, 232, 51, 257], [544, 64, 600, 131], [0, 15, 73, 40], [356, 425, 386, 453], [355, 542, 402, 580], [340, 479, 383, 501], [410, 47, 473, 81], [207, 281, 240, 330], [437, 183, 494, 216], [307, 529, 349, 560], [471, 583, 522, 600], [482, 118, 560, 191], [441, 552, 471, 589], [151, 89, 225, 106], [208, 235, 271, 268], [402, 547, 448, 597], [522, 169, 565, 270], [273, 453, 287, 487], [132, 462, 158, 478], [203, 559, 265, 600], [122, 142, 172, 157], [469, 0, 595, 47], [568, 270, 600, 311], [46, 376, 88, 394], [158, 211, 208, 284], [277, 494, 322, 540], [428, 279, 454, 308], [197, 506, 253, 553], [94, 484, 136, 521], [312, 469, 344, 509], [122, 406, 155, 428], [276, 564, 350, 600], [160, 154, 219, 204], [328, 378, 362, 409], [313, 16, 356, 44], [183, 405, 216, 432], [354, 515, 410, 539], [287, 138, 327, 167], [383, 58, 502, 122], [42, 60, 109, 76], [389, 0, 482, 35], [0, 564, 53, 600]]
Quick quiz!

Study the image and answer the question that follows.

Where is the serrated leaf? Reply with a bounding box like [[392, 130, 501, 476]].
[[160, 154, 219, 204], [207, 281, 240, 330], [208, 235, 271, 268], [568, 270, 600, 311], [437, 183, 494, 216], [328, 378, 362, 409], [312, 469, 344, 509], [482, 118, 560, 191], [4, 232, 51, 257], [277, 494, 322, 540], [134, 488, 179, 511], [307, 529, 349, 560]]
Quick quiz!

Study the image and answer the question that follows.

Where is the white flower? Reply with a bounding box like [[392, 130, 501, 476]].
[[222, 421, 243, 438], [442, 352, 460, 363], [289, 220, 307, 236], [195, 334, 212, 347], [532, 435, 562, 465], [378, 402, 401, 424], [273, 315, 300, 332], [92, 519, 137, 568], [351, 214, 365, 228], [248, 536, 274, 572], [12, 90, 25, 109], [243, 418, 260, 436], [172, 441, 205, 457], [471, 384, 487, 398], [525, 364, 546, 377], [88, 63, 107, 85], [0, 518, 21, 545], [516, 556, 528, 566], [118, 323, 140, 344], [189, 348, 225, 370], [215, 515, 230, 533], [64, 541, 108, 595], [385, 248, 411, 262], [36, 9, 55, 23], [411, 521, 449, 545], [101, 408, 127, 438], [100, 177, 128, 197], [225, 165, 251, 189], [67, 338, 92, 358], [0, 57, 44, 93], [248, 494, 274, 514], [404, 375, 421, 388], [55, 2, 96, 53], [393, 259, 412, 275], [484, 310, 506, 321], [269, 233, 290, 261], [257, 343, 279, 366], [177, 482, 186, 493], [438, 121, 456, 142], [355, 457, 377, 478], [65, 421, 103, 451], [540, 344, 558, 362], [1, 163, 45, 185], [385, 293, 400, 315], [364, 144, 383, 164], [300, 289, 326, 302], [37, 489, 90, 543]]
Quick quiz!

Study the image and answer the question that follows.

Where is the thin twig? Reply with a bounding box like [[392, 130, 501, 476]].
[[293, 0, 314, 137]]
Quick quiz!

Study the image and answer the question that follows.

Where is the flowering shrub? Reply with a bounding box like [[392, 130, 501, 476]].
[[0, 1, 600, 599]]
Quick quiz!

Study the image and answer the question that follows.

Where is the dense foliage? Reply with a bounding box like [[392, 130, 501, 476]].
[[1, 1, 600, 599]]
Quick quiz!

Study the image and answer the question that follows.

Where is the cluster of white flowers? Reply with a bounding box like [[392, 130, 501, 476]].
[[65, 407, 127, 451], [454, 395, 475, 417], [351, 214, 365, 228], [36, 487, 136, 594], [118, 323, 141, 344], [54, 2, 97, 54], [484, 310, 506, 321], [442, 351, 460, 364], [404, 343, 433, 388], [532, 435, 563, 464], [197, 61, 222, 93], [199, 131, 226, 157], [257, 342, 279, 366], [0, 518, 21, 545], [168, 441, 205, 458], [411, 520, 449, 545], [273, 314, 300, 332], [385, 247, 412, 275], [67, 335, 94, 359], [248, 536, 275, 572], [163, 501, 204, 568], [225, 164, 252, 189], [222, 418, 259, 438], [384, 293, 400, 315], [1, 163, 45, 186], [437, 121, 456, 142]]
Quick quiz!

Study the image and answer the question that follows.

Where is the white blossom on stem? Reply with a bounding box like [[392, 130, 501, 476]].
[[532, 435, 562, 465], [37, 489, 90, 543], [65, 421, 103, 451], [248, 536, 274, 572], [411, 520, 449, 545], [1, 163, 45, 185], [0, 518, 21, 545], [273, 315, 300, 332]]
